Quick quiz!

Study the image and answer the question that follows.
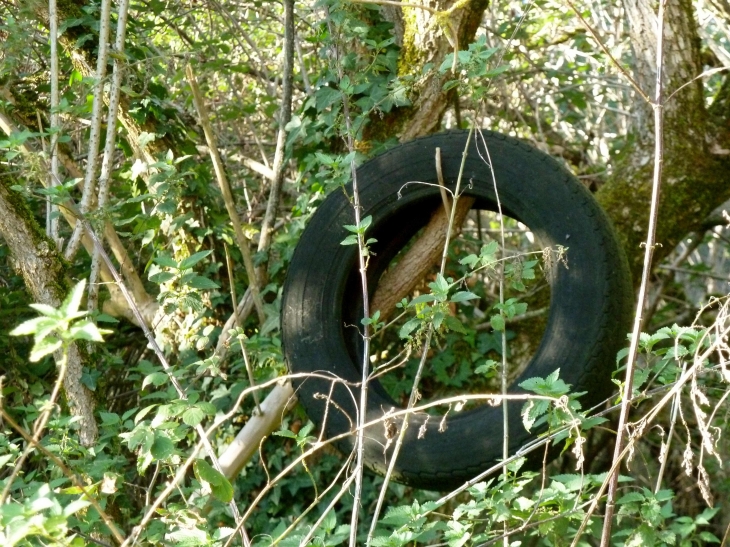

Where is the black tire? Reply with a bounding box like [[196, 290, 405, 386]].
[[282, 130, 632, 491]]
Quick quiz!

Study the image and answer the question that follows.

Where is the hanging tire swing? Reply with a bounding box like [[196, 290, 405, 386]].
[[281, 130, 632, 491]]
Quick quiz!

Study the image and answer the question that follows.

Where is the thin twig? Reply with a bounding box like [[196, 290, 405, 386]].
[[186, 63, 266, 326], [48, 0, 60, 247], [564, 0, 652, 105], [327, 14, 372, 544], [367, 128, 475, 545], [599, 0, 665, 542], [257, 0, 295, 282], [225, 243, 261, 413], [64, 0, 113, 260], [0, 352, 68, 504], [88, 0, 131, 311], [475, 128, 510, 547], [435, 147, 451, 216]]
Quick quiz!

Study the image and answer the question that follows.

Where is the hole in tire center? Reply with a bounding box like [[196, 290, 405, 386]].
[[364, 207, 554, 416]]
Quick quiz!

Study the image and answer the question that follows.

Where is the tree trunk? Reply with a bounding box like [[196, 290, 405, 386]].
[[367, 0, 489, 142], [596, 0, 730, 282], [0, 168, 98, 446]]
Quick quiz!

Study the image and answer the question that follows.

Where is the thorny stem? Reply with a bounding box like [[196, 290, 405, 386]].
[[599, 0, 665, 543], [367, 128, 474, 544]]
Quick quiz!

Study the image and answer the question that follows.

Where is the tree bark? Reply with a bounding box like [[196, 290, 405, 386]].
[[366, 0, 489, 142], [0, 168, 98, 446], [597, 0, 730, 282]]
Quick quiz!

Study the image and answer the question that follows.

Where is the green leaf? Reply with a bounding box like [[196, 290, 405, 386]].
[[142, 371, 168, 389], [490, 314, 505, 332], [359, 215, 372, 232], [442, 315, 467, 334], [340, 234, 359, 245], [484, 64, 510, 78], [521, 399, 549, 431], [151, 434, 174, 460], [149, 271, 176, 283], [480, 241, 499, 257], [450, 291, 479, 303], [96, 313, 119, 323], [62, 498, 91, 517], [475, 360, 497, 375], [179, 250, 212, 270], [187, 276, 220, 290], [69, 320, 108, 342], [442, 80, 460, 91], [28, 303, 63, 318], [409, 294, 436, 306], [154, 255, 178, 268], [432, 273, 450, 294], [273, 429, 298, 439], [99, 412, 120, 425], [617, 492, 645, 505], [10, 317, 51, 336], [63, 279, 87, 315], [459, 254, 479, 267], [182, 406, 206, 426], [30, 337, 62, 361], [194, 459, 233, 502], [198, 402, 217, 416], [399, 318, 421, 339]]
